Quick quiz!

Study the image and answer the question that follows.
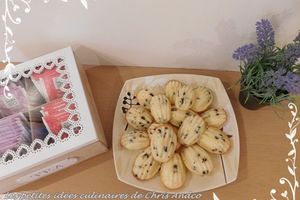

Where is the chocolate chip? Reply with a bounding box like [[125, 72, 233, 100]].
[[163, 132, 167, 138], [143, 153, 149, 159], [180, 98, 184, 104], [164, 146, 168, 152], [171, 107, 177, 111]]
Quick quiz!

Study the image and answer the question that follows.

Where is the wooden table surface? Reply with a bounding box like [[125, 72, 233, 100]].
[[15, 65, 299, 200]]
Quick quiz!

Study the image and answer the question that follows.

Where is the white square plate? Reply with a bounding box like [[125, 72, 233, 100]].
[[113, 74, 240, 193]]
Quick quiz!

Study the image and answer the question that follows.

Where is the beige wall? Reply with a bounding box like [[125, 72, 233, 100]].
[[0, 0, 299, 70]]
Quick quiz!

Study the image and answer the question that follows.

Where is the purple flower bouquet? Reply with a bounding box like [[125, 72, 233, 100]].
[[233, 19, 300, 109]]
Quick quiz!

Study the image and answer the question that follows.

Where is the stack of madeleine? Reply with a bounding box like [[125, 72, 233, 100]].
[[121, 80, 231, 190]]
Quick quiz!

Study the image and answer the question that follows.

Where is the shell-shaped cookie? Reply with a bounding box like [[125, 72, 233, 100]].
[[197, 127, 231, 154], [132, 147, 161, 180], [191, 86, 214, 112], [160, 153, 186, 189], [147, 123, 161, 139], [150, 95, 171, 123], [175, 85, 195, 111], [200, 108, 227, 129], [170, 107, 196, 127], [121, 130, 150, 150], [178, 115, 206, 146], [181, 145, 213, 175], [151, 125, 177, 162], [137, 89, 154, 109], [126, 106, 153, 130], [165, 80, 185, 104]]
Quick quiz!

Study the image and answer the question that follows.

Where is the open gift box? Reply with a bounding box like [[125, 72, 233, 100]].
[[0, 47, 108, 193]]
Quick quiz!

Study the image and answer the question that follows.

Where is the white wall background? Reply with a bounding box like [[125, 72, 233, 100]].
[[0, 0, 299, 71]]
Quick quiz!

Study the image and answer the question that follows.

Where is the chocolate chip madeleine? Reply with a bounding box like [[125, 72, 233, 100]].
[[160, 153, 186, 189], [200, 108, 227, 129], [137, 89, 154, 109], [150, 95, 171, 123], [181, 145, 213, 175], [197, 127, 231, 154], [191, 86, 213, 112], [175, 85, 195, 111], [178, 115, 206, 146], [121, 130, 150, 150], [126, 106, 153, 130], [132, 147, 161, 180], [165, 80, 185, 104], [151, 124, 177, 162]]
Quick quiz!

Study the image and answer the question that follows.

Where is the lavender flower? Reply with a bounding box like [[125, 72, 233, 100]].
[[266, 68, 300, 94], [232, 18, 300, 104], [232, 43, 260, 63], [256, 19, 275, 48], [282, 43, 300, 67]]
